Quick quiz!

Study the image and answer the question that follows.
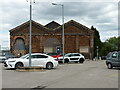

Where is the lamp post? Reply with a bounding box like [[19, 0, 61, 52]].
[[97, 46, 98, 60], [52, 3, 65, 63], [27, 0, 35, 67]]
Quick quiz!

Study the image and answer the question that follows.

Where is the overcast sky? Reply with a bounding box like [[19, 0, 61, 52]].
[[0, 0, 119, 49]]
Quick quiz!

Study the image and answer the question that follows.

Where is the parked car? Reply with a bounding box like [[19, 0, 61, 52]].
[[4, 52, 16, 59], [58, 53, 85, 63], [0, 55, 7, 63], [4, 53, 58, 69], [106, 51, 120, 69], [47, 53, 61, 58], [101, 56, 107, 60]]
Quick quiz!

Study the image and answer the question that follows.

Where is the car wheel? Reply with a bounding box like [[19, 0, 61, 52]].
[[79, 58, 84, 63], [15, 62, 23, 69], [46, 62, 53, 70], [107, 63, 113, 69], [65, 59, 69, 63]]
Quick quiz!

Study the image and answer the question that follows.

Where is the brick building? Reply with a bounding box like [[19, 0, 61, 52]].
[[10, 20, 94, 59]]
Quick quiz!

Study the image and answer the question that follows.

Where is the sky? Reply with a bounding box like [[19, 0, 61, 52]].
[[0, 0, 119, 50]]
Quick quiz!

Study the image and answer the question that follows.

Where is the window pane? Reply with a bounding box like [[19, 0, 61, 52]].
[[37, 55, 48, 58], [74, 54, 80, 56], [112, 53, 117, 58]]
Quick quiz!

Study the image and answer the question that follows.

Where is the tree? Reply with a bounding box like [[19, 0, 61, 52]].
[[99, 36, 120, 56], [91, 26, 102, 58]]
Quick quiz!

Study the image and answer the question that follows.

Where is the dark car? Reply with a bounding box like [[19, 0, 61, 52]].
[[101, 56, 107, 60], [106, 51, 120, 69]]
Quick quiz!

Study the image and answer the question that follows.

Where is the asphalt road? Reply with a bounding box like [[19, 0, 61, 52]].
[[1, 60, 119, 88]]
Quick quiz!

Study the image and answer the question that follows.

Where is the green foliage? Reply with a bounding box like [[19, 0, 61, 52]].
[[99, 36, 120, 56], [91, 26, 119, 57], [91, 26, 102, 57]]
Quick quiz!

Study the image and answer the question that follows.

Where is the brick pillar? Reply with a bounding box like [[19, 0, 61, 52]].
[[76, 35, 79, 52], [39, 35, 44, 53]]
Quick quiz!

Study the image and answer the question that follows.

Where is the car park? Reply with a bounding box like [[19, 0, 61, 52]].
[[4, 53, 58, 69], [106, 51, 120, 69], [58, 53, 85, 63]]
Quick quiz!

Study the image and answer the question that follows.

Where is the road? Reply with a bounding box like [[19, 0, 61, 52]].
[[1, 60, 119, 88]]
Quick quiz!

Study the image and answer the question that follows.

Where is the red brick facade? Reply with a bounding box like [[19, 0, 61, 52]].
[[10, 20, 94, 59]]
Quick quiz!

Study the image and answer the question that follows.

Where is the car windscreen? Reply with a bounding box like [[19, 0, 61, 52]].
[[64, 54, 71, 57], [20, 54, 29, 59], [106, 52, 112, 59]]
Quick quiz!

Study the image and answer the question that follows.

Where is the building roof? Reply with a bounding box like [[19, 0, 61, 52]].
[[54, 20, 93, 33], [9, 20, 94, 35], [10, 20, 52, 35], [44, 21, 61, 29]]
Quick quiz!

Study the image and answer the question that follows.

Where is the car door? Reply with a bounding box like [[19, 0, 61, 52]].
[[31, 55, 48, 67], [74, 54, 80, 61], [69, 54, 79, 61], [111, 52, 119, 67]]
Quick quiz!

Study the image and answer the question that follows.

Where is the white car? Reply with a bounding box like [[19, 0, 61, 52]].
[[4, 53, 58, 69], [58, 53, 85, 63]]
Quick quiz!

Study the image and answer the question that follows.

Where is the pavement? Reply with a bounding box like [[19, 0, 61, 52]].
[[1, 60, 119, 88]]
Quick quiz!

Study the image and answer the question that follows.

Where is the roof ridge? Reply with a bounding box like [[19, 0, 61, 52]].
[[10, 20, 51, 33]]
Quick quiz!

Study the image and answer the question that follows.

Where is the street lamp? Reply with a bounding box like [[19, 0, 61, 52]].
[[27, 0, 35, 67], [97, 46, 99, 60], [52, 3, 65, 63]]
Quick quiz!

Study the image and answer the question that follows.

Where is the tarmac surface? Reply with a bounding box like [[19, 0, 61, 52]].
[[1, 60, 119, 88]]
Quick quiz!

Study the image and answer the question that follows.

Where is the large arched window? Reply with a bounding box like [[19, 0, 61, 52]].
[[14, 38, 25, 50]]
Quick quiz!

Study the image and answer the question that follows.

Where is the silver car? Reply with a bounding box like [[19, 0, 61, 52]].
[[106, 51, 120, 69]]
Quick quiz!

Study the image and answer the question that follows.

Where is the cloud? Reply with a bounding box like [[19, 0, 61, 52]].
[[0, 0, 118, 49], [100, 30, 118, 41]]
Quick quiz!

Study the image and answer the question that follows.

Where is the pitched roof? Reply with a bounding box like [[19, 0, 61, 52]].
[[10, 20, 93, 35], [44, 21, 61, 29], [10, 20, 51, 33], [54, 20, 93, 33]]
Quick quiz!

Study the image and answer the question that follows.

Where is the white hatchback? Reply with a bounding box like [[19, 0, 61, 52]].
[[4, 53, 58, 69], [58, 53, 85, 63]]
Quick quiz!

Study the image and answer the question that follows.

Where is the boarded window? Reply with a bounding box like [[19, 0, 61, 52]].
[[14, 38, 25, 50], [44, 38, 60, 53], [80, 46, 89, 53]]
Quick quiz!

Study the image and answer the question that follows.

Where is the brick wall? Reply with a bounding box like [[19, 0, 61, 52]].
[[10, 20, 94, 59]]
